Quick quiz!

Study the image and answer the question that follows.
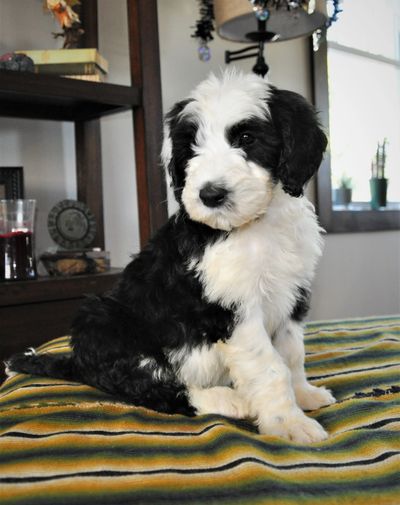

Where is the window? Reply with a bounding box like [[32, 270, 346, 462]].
[[313, 0, 400, 232]]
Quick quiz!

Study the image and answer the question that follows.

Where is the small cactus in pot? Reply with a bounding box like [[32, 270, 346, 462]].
[[370, 139, 388, 209]]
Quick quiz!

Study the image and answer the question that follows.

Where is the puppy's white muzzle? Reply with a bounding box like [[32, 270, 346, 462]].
[[182, 151, 275, 231]]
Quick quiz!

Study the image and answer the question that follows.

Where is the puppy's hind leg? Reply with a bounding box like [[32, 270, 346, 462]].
[[112, 368, 198, 417], [70, 295, 198, 417]]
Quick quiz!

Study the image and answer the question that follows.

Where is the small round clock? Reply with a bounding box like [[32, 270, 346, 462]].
[[48, 199, 97, 250]]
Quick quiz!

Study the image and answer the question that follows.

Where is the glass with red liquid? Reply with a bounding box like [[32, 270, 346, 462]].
[[0, 199, 37, 281]]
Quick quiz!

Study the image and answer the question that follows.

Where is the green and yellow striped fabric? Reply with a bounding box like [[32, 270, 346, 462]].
[[1, 316, 399, 505]]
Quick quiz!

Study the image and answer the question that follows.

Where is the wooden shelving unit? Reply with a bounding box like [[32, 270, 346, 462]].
[[0, 268, 122, 307], [0, 70, 140, 121], [0, 0, 167, 376]]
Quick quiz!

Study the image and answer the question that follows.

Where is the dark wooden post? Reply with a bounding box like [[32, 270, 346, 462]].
[[127, 0, 167, 247]]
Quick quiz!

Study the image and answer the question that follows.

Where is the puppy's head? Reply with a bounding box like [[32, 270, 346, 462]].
[[162, 71, 327, 231]]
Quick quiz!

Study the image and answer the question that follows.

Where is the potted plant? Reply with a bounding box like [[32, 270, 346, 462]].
[[370, 139, 389, 209], [333, 174, 353, 206]]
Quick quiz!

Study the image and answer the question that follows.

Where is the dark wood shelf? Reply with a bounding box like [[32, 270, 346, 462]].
[[0, 268, 122, 307], [0, 269, 122, 376], [0, 70, 141, 121]]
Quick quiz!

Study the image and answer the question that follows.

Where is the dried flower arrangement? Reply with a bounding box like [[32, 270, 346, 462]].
[[44, 0, 84, 49]]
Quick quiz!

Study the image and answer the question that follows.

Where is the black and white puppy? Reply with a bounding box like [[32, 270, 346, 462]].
[[7, 71, 335, 443]]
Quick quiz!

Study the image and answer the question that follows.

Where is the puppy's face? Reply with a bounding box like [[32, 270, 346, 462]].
[[162, 72, 327, 231]]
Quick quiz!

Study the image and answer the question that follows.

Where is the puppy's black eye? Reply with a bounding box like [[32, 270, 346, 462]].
[[239, 133, 255, 147]]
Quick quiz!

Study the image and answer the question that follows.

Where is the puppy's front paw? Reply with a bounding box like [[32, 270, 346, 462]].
[[295, 384, 336, 411], [258, 408, 328, 443]]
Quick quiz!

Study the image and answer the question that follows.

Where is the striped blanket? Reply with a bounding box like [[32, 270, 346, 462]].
[[0, 316, 399, 505]]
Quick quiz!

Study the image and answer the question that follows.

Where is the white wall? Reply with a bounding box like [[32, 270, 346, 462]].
[[310, 231, 400, 320], [98, 0, 140, 266], [1, 0, 399, 320]]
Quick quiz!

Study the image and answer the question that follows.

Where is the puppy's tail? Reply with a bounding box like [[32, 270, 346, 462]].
[[5, 348, 78, 382]]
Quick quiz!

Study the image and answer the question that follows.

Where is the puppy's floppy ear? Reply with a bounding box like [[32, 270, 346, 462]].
[[268, 88, 327, 197], [161, 99, 195, 203]]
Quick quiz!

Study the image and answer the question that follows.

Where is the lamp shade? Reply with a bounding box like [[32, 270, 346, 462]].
[[214, 0, 328, 43]]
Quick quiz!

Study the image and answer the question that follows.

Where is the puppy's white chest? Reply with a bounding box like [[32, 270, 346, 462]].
[[195, 195, 322, 327]]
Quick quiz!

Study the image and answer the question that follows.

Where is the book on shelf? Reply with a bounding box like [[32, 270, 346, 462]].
[[35, 62, 106, 77], [15, 48, 108, 76], [64, 73, 104, 83]]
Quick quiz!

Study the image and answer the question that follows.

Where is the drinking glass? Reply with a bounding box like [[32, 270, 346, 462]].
[[0, 199, 37, 281]]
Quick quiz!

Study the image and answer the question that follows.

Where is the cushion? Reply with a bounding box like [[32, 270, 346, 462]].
[[1, 316, 399, 505]]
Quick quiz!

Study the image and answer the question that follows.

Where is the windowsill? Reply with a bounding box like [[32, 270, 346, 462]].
[[332, 202, 400, 212]]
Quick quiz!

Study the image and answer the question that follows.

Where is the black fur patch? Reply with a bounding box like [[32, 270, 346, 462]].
[[226, 117, 281, 173], [291, 287, 311, 322], [165, 99, 198, 203], [268, 87, 327, 197]]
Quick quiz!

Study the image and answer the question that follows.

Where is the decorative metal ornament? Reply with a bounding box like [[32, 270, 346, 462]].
[[198, 41, 212, 61], [249, 0, 270, 21], [191, 0, 215, 62], [48, 199, 97, 250]]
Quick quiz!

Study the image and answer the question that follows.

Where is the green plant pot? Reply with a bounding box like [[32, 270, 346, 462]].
[[370, 178, 388, 209], [333, 188, 352, 206]]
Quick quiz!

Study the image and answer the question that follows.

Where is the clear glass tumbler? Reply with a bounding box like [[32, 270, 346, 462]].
[[0, 199, 37, 281]]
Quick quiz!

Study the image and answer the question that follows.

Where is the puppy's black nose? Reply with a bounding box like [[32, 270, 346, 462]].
[[199, 184, 228, 208]]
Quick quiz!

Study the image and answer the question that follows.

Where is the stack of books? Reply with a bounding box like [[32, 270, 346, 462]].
[[15, 48, 108, 82]]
